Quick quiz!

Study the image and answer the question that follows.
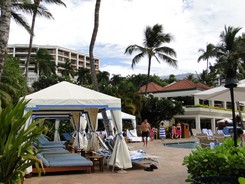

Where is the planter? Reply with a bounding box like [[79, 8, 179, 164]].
[[193, 176, 240, 184]]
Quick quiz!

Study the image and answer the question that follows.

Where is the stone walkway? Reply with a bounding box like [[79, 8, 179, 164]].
[[25, 138, 197, 184]]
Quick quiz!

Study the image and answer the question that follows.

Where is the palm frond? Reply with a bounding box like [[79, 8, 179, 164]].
[[131, 53, 145, 68], [156, 53, 177, 67]]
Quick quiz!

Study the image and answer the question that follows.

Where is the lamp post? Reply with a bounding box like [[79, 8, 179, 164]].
[[224, 68, 238, 147]]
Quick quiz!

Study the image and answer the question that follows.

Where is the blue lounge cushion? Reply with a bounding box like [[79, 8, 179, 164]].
[[36, 152, 93, 168], [36, 153, 50, 167]]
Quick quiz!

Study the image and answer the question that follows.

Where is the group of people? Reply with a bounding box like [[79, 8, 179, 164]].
[[171, 122, 182, 139], [140, 119, 183, 147]]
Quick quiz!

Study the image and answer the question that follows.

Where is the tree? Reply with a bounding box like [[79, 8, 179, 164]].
[[125, 24, 177, 95], [33, 48, 56, 77], [25, 0, 66, 79], [89, 0, 100, 91], [76, 67, 91, 85], [197, 43, 216, 72], [140, 95, 184, 128], [58, 60, 75, 79], [0, 0, 12, 80], [32, 75, 61, 92], [0, 56, 28, 109], [0, 0, 39, 79]]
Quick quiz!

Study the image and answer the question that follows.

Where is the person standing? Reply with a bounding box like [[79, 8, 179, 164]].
[[159, 121, 166, 142], [141, 119, 151, 147], [150, 127, 155, 141], [171, 125, 177, 139], [176, 122, 182, 139]]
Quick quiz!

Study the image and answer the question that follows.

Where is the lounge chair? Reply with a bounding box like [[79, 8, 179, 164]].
[[34, 134, 66, 149], [213, 133, 225, 143], [33, 152, 93, 174], [96, 136, 160, 168], [126, 129, 142, 142], [62, 133, 72, 142]]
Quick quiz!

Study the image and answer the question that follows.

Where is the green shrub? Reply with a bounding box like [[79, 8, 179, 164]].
[[183, 138, 245, 182], [0, 99, 44, 184]]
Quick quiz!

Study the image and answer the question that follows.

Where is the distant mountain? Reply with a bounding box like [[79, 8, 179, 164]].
[[160, 73, 198, 80]]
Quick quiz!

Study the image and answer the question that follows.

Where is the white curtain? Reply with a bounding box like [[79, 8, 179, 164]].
[[71, 112, 84, 150], [79, 114, 88, 150], [86, 108, 99, 151], [109, 110, 132, 169], [54, 119, 60, 141]]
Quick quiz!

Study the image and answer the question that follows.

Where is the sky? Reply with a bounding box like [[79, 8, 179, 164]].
[[8, 0, 245, 78]]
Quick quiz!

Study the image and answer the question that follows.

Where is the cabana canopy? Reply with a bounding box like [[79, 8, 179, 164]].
[[24, 81, 121, 110]]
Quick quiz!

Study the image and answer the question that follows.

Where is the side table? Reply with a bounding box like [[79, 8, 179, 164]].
[[86, 155, 104, 172]]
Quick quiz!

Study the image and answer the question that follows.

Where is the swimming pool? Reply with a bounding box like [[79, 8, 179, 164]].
[[164, 141, 200, 149]]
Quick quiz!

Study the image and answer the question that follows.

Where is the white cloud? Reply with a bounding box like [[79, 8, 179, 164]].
[[8, 0, 245, 77]]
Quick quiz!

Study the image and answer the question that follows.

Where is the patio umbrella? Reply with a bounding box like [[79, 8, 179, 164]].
[[217, 118, 233, 124]]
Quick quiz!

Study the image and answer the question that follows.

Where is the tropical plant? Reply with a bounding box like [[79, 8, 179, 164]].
[[0, 0, 12, 80], [140, 95, 184, 128], [0, 0, 47, 79], [33, 48, 56, 77], [25, 0, 66, 79], [76, 67, 91, 85], [0, 98, 44, 184], [125, 24, 177, 95], [183, 138, 245, 183], [0, 56, 29, 109], [58, 60, 75, 79], [197, 43, 217, 72], [32, 75, 61, 91]]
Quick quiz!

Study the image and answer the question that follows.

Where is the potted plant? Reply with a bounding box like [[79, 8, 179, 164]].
[[0, 99, 44, 184], [183, 138, 245, 183]]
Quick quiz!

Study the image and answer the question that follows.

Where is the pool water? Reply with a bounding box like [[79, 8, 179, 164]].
[[164, 141, 200, 149]]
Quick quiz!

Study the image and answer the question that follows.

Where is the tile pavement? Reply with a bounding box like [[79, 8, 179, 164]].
[[24, 138, 198, 184]]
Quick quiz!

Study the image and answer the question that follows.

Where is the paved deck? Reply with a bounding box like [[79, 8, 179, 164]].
[[25, 138, 198, 184]]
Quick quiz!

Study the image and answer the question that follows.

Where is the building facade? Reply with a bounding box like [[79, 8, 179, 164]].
[[7, 44, 100, 85], [140, 80, 245, 135]]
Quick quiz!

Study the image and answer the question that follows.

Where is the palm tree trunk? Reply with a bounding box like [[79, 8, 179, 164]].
[[0, 0, 12, 80], [144, 56, 152, 95], [26, 6, 38, 80], [89, 0, 112, 136]]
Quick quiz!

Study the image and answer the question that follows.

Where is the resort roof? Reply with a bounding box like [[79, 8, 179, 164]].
[[138, 82, 164, 93], [159, 79, 211, 92], [139, 79, 211, 94]]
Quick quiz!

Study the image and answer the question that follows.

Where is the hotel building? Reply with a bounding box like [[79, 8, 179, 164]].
[[7, 44, 100, 86]]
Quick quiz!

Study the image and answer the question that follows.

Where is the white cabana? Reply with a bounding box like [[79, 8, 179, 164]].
[[23, 81, 132, 169]]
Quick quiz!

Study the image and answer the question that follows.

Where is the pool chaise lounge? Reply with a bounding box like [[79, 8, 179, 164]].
[[34, 134, 66, 149], [33, 151, 93, 173]]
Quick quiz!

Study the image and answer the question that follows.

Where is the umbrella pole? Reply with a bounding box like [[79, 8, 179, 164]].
[[229, 87, 237, 147]]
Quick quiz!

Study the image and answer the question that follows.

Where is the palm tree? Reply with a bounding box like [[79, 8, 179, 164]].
[[89, 0, 100, 91], [25, 0, 66, 79], [0, 0, 12, 81], [197, 43, 217, 73], [76, 67, 91, 85], [0, 56, 28, 109], [125, 24, 177, 95], [33, 48, 56, 77], [58, 60, 75, 79], [0, 0, 45, 79], [88, 0, 114, 136], [216, 26, 242, 83]]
